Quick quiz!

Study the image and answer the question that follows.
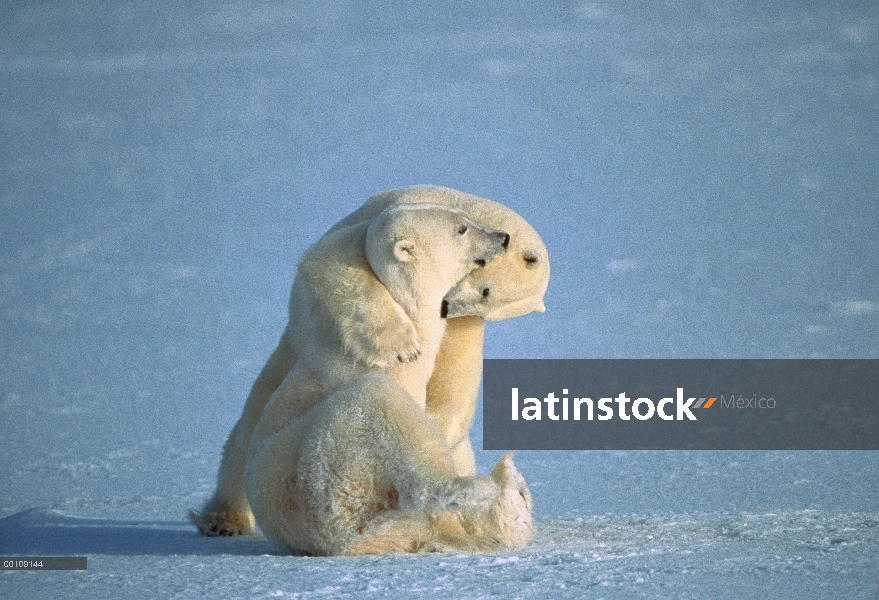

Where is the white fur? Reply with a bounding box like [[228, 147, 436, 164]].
[[242, 203, 531, 555], [327, 186, 550, 476], [191, 187, 549, 536]]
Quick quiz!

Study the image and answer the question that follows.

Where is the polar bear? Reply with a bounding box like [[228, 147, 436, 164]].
[[326, 186, 550, 476], [244, 203, 532, 555], [192, 186, 549, 537]]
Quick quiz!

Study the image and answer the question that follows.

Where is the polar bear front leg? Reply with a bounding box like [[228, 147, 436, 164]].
[[301, 246, 421, 369], [332, 271, 422, 368], [191, 329, 298, 536], [425, 316, 485, 476]]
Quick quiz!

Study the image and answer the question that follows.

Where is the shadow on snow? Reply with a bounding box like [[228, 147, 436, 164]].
[[0, 508, 284, 557]]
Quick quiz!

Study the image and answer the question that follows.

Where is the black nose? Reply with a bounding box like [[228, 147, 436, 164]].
[[502, 233, 510, 248], [474, 259, 486, 267], [440, 299, 449, 319]]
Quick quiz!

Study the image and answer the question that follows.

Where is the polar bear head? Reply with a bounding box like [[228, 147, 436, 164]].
[[364, 203, 509, 320], [442, 213, 549, 321], [329, 186, 550, 322], [420, 190, 549, 321]]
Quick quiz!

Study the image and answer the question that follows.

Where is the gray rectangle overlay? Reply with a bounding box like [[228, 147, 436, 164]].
[[483, 359, 879, 450], [1, 557, 87, 570]]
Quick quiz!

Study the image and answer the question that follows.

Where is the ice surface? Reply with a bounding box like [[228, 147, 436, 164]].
[[1, 2, 877, 598], [2, 509, 877, 599]]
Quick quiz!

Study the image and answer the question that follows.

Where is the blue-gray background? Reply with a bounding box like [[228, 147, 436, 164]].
[[1, 2, 877, 598]]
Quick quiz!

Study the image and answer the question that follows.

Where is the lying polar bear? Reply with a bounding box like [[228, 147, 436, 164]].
[[243, 203, 532, 555], [192, 186, 549, 538]]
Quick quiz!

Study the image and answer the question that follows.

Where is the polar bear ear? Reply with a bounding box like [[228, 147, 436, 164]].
[[393, 240, 417, 262]]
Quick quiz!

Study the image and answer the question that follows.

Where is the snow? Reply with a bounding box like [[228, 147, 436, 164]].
[[1, 2, 877, 598]]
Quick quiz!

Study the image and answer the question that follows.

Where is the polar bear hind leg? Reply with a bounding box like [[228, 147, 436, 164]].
[[251, 372, 533, 555], [191, 328, 298, 536]]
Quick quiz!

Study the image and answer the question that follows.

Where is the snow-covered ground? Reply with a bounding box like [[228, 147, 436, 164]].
[[2, 3, 877, 598]]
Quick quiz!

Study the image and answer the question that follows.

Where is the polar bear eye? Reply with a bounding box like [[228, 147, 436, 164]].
[[481, 287, 490, 298], [458, 225, 468, 235]]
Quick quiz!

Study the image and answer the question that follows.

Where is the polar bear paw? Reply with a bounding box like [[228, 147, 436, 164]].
[[489, 453, 534, 548], [339, 301, 422, 368], [189, 507, 256, 537]]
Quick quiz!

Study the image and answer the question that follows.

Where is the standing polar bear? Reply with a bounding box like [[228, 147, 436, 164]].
[[245, 203, 532, 555], [192, 186, 550, 540]]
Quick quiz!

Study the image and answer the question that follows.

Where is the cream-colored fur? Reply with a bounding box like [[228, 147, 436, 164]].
[[325, 186, 550, 477], [244, 203, 531, 554], [248, 373, 532, 555], [191, 187, 549, 536]]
